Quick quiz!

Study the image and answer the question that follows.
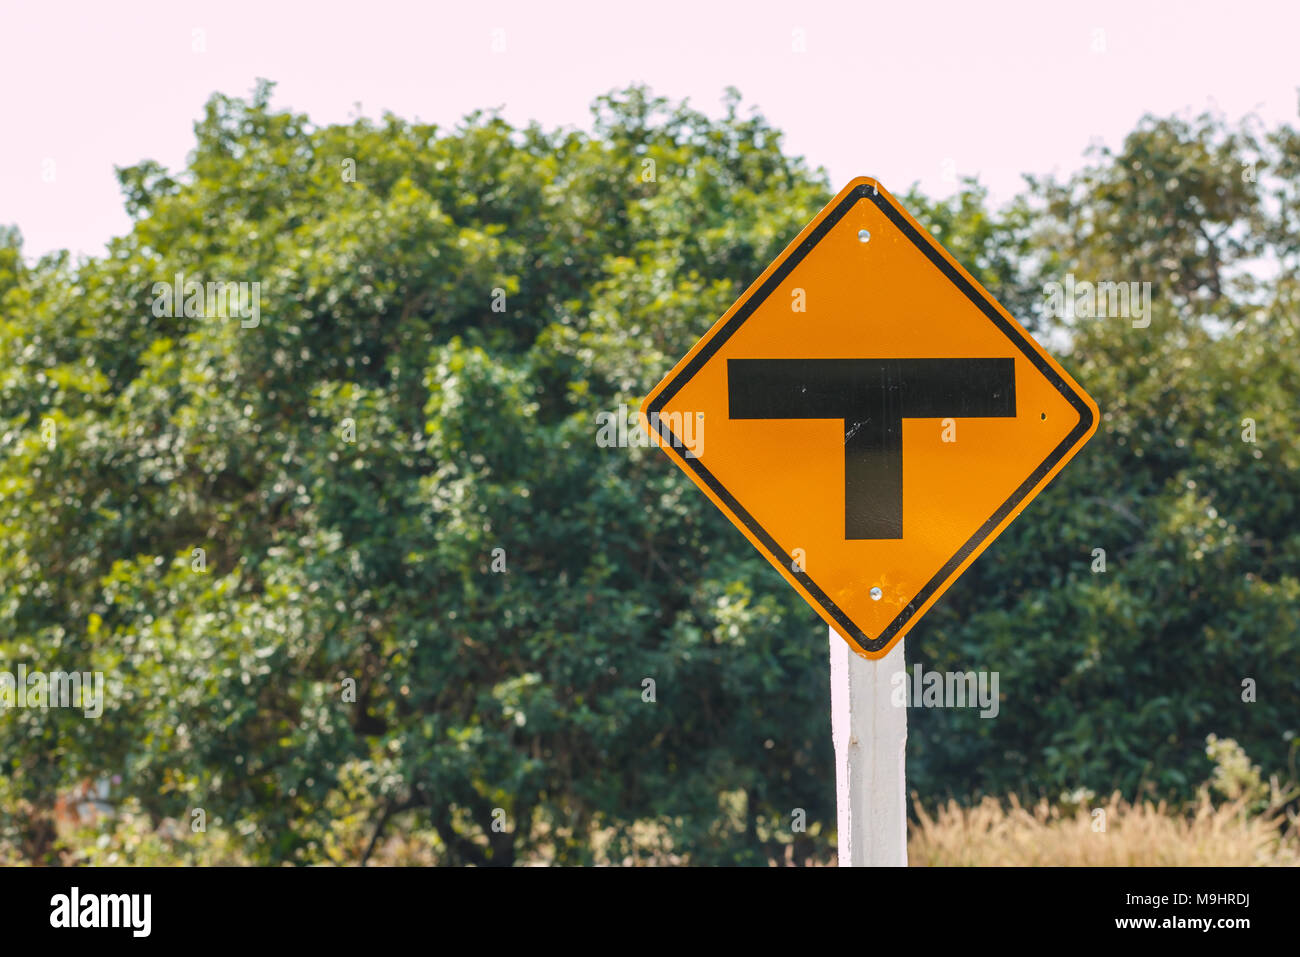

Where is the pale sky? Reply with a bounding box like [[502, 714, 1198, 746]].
[[3, 0, 1297, 261]]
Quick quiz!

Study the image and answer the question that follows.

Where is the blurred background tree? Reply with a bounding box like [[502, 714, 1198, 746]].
[[1, 81, 1296, 864]]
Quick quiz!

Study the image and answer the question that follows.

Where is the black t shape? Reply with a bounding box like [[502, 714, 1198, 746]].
[[728, 358, 1016, 539]]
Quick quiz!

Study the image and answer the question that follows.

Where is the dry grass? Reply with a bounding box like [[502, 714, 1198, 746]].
[[908, 790, 1300, 866], [9, 737, 1294, 866]]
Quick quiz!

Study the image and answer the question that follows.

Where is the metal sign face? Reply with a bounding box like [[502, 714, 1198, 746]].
[[642, 178, 1099, 659]]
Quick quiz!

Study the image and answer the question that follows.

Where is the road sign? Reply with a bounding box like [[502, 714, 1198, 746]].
[[641, 177, 1099, 660]]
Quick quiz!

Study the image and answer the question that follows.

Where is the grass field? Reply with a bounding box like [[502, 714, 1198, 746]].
[[907, 790, 1298, 867], [9, 736, 1295, 866]]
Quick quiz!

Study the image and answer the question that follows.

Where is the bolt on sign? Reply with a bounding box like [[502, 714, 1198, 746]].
[[642, 178, 1099, 659]]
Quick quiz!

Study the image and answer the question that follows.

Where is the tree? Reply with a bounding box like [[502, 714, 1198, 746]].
[[0, 81, 835, 864], [907, 110, 1300, 805], [3, 84, 1297, 865]]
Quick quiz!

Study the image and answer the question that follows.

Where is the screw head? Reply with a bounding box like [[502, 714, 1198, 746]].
[[870, 586, 882, 601]]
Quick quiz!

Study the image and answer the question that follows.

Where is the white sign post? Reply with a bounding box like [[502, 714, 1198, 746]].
[[830, 627, 907, 866]]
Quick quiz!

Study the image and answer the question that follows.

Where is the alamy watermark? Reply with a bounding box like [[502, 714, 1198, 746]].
[[890, 664, 1000, 718], [50, 887, 151, 937], [0, 665, 104, 718], [596, 403, 704, 458], [1043, 273, 1151, 328], [151, 272, 261, 328]]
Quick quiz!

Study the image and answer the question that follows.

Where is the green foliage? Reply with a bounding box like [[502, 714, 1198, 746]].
[[0, 81, 833, 864], [1, 84, 1297, 864], [907, 110, 1300, 807]]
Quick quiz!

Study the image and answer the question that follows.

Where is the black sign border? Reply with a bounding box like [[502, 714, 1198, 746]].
[[646, 182, 1095, 653]]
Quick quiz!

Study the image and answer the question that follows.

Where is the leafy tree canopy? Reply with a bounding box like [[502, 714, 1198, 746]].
[[2, 82, 1297, 863]]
